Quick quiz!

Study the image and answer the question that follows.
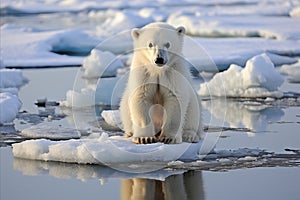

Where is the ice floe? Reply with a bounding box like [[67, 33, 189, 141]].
[[279, 60, 300, 83], [13, 128, 285, 173], [290, 7, 300, 18], [193, 2, 293, 17], [187, 37, 300, 71], [0, 0, 202, 14], [12, 132, 204, 167], [0, 68, 28, 124], [57, 43, 128, 108], [2, 27, 299, 70], [1, 24, 97, 67], [0, 93, 22, 124], [1, 0, 298, 15], [82, 49, 124, 78], [167, 11, 300, 40], [60, 77, 125, 107], [93, 9, 154, 36], [198, 54, 284, 98], [0, 69, 28, 89]]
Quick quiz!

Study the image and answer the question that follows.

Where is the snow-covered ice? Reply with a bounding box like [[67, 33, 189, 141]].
[[2, 0, 299, 70], [93, 9, 154, 36], [290, 7, 300, 18], [279, 60, 300, 83], [1, 24, 96, 67], [20, 124, 81, 140], [0, 68, 27, 124], [2, 27, 299, 70], [0, 69, 28, 88], [0, 88, 19, 96], [12, 132, 204, 165], [82, 49, 124, 78], [58, 48, 128, 108], [0, 0, 195, 14], [0, 93, 22, 124], [60, 76, 126, 107], [1, 0, 298, 15], [192, 38, 300, 71], [199, 54, 284, 98], [168, 11, 300, 40]]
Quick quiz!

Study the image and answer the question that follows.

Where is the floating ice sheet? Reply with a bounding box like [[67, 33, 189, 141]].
[[199, 54, 284, 98], [82, 49, 124, 78], [279, 60, 300, 83], [60, 76, 126, 107], [0, 92, 22, 124], [0, 66, 28, 124], [0, 69, 28, 88], [13, 132, 204, 166], [168, 12, 300, 40], [1, 25, 96, 67], [185, 37, 300, 71]]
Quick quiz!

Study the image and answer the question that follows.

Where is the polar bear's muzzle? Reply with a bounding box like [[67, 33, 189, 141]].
[[154, 49, 168, 67], [155, 57, 166, 66]]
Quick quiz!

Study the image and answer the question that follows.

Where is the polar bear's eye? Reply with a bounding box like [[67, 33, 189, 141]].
[[165, 42, 170, 48], [148, 42, 154, 48]]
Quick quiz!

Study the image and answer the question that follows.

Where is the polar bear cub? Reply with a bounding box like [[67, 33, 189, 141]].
[[120, 22, 202, 144]]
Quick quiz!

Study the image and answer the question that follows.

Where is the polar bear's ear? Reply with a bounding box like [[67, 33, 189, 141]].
[[131, 28, 140, 40], [176, 26, 186, 36]]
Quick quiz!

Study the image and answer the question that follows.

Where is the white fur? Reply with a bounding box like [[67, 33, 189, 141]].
[[120, 22, 202, 144]]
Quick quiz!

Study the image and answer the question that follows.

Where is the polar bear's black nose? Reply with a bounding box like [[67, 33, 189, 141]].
[[155, 57, 165, 66]]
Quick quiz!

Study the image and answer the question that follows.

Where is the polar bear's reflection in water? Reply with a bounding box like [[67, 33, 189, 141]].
[[121, 171, 205, 200]]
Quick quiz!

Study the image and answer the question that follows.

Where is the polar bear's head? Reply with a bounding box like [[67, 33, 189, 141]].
[[131, 22, 185, 67]]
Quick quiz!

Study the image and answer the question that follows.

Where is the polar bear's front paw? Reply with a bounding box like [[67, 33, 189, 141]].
[[159, 136, 179, 144], [132, 137, 158, 144]]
